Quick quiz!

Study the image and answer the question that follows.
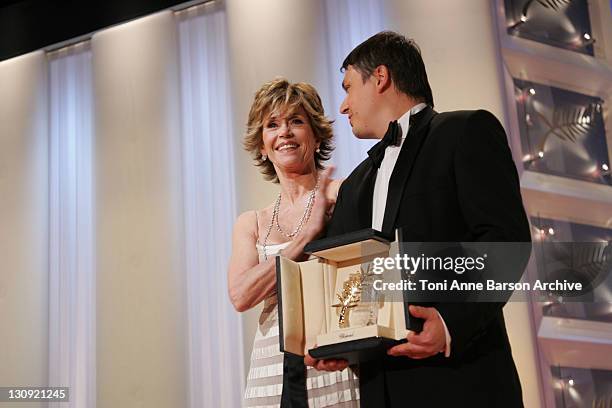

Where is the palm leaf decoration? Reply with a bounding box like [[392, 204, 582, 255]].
[[534, 0, 572, 11], [543, 241, 612, 296], [333, 270, 364, 328], [570, 242, 612, 291], [534, 103, 594, 153], [522, 0, 572, 17]]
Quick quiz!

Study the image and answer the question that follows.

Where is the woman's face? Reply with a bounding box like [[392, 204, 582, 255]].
[[261, 105, 319, 175]]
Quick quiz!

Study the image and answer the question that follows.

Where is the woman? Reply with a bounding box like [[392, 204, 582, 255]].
[[228, 78, 359, 407]]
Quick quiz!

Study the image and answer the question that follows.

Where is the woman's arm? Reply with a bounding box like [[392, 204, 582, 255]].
[[228, 169, 335, 312], [227, 211, 267, 312], [227, 211, 324, 312]]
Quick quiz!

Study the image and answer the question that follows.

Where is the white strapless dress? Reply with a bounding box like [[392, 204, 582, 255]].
[[243, 242, 360, 408]]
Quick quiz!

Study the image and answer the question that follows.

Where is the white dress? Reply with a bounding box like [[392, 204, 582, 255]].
[[243, 242, 360, 408]]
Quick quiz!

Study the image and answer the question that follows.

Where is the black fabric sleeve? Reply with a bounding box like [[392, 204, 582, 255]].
[[435, 110, 531, 358]]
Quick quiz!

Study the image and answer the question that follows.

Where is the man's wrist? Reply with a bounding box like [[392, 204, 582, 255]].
[[435, 309, 452, 358]]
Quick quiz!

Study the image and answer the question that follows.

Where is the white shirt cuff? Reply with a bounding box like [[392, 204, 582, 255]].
[[435, 309, 452, 357]]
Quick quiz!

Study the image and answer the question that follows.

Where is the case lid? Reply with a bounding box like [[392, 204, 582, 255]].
[[304, 228, 393, 263]]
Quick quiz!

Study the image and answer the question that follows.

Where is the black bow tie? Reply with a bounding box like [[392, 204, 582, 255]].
[[367, 120, 401, 168]]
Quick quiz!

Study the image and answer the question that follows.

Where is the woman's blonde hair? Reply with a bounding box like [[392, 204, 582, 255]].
[[243, 78, 334, 183]]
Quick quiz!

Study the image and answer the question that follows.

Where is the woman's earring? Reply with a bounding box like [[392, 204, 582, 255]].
[[262, 154, 267, 161]]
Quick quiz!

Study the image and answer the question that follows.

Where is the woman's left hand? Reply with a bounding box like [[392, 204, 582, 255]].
[[303, 166, 335, 240]]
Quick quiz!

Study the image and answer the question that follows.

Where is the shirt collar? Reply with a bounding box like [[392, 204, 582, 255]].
[[398, 102, 428, 140]]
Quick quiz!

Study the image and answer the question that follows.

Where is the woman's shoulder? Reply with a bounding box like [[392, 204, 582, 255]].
[[234, 210, 262, 240], [234, 204, 274, 236], [235, 210, 256, 225]]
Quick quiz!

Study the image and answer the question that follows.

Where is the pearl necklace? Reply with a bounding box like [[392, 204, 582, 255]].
[[261, 175, 319, 260]]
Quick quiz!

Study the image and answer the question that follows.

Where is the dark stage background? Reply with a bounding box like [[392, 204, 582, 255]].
[[0, 0, 189, 61]]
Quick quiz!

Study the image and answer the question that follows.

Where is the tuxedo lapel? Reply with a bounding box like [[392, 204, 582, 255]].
[[356, 165, 376, 228], [381, 106, 436, 235]]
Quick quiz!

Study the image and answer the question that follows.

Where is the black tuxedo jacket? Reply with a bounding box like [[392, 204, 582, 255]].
[[326, 106, 531, 408]]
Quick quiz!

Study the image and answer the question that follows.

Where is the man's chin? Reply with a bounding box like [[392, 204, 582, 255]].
[[349, 125, 377, 139], [351, 128, 366, 139], [353, 132, 379, 140]]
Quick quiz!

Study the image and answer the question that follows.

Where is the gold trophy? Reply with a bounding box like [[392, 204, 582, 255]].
[[332, 272, 363, 328], [332, 263, 376, 328]]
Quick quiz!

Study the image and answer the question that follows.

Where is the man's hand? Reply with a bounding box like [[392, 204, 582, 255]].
[[387, 305, 446, 359], [304, 352, 349, 372]]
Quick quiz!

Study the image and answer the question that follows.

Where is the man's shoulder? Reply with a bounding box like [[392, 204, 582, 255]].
[[429, 109, 504, 141], [433, 109, 501, 127]]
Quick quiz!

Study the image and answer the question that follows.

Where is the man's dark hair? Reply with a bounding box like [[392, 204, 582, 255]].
[[342, 31, 434, 108]]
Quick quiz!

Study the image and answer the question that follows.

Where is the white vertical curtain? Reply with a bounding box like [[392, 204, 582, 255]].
[[177, 3, 244, 408], [0, 51, 49, 400], [324, 0, 385, 177], [45, 3, 243, 407], [92, 10, 187, 408], [48, 42, 95, 408]]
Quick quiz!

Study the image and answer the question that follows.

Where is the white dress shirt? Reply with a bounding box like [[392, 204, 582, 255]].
[[371, 103, 452, 357]]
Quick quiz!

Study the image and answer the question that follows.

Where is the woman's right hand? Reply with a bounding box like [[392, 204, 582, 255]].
[[303, 166, 335, 241]]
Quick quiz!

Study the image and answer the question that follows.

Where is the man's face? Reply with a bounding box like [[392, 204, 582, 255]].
[[339, 65, 379, 139]]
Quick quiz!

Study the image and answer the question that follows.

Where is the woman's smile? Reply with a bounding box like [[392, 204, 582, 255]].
[[276, 141, 300, 152]]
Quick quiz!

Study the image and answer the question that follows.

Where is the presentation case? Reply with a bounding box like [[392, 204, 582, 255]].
[[275, 228, 423, 364]]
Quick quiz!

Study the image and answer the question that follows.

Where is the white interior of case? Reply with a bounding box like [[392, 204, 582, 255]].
[[279, 239, 408, 356]]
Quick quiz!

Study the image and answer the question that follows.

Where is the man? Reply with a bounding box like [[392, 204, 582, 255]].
[[306, 31, 531, 407]]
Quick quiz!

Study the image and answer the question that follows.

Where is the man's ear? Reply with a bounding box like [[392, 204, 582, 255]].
[[373, 65, 391, 93]]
